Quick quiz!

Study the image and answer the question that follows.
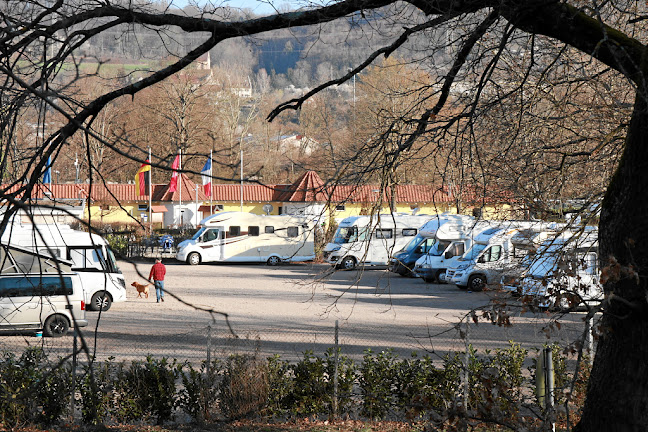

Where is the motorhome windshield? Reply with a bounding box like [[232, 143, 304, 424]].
[[105, 247, 120, 273], [428, 240, 451, 257], [460, 243, 487, 261], [333, 227, 358, 244], [192, 228, 206, 240]]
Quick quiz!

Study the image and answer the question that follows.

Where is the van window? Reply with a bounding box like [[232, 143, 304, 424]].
[[203, 229, 219, 242], [69, 247, 105, 271], [265, 226, 275, 234], [402, 228, 417, 237], [287, 226, 299, 237], [229, 226, 241, 237], [249, 226, 260, 236], [375, 229, 393, 239], [0, 275, 73, 297]]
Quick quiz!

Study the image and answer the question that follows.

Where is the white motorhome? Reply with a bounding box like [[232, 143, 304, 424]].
[[1, 217, 126, 311], [447, 222, 541, 291], [323, 214, 434, 270], [0, 243, 88, 337], [389, 214, 474, 277], [520, 228, 600, 310], [176, 212, 315, 265], [411, 216, 481, 283]]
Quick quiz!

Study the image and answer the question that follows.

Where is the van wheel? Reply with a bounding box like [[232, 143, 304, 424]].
[[267, 256, 281, 266], [468, 275, 486, 292], [187, 252, 201, 266], [91, 292, 112, 311], [43, 315, 69, 337], [436, 270, 447, 283], [341, 256, 356, 270]]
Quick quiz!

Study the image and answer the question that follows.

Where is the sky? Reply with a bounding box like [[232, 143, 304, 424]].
[[169, 0, 305, 16]]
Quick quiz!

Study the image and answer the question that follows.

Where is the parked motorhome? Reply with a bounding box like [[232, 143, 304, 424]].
[[175, 212, 315, 265], [446, 222, 542, 291], [323, 214, 435, 270], [389, 214, 474, 277], [0, 243, 88, 337], [1, 217, 126, 311], [411, 217, 489, 283], [520, 228, 600, 310]]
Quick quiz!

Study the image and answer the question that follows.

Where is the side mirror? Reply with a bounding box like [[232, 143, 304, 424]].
[[444, 251, 452, 259], [415, 247, 423, 253]]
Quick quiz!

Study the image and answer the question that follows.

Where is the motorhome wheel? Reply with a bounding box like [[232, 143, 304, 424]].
[[341, 256, 356, 270], [436, 270, 447, 283], [91, 292, 112, 311], [43, 315, 69, 337], [267, 256, 281, 266], [187, 252, 201, 266], [468, 275, 486, 292]]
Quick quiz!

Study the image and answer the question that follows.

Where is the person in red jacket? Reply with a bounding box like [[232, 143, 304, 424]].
[[148, 258, 166, 303]]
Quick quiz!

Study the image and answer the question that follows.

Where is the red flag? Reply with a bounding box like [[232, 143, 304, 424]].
[[168, 153, 180, 192]]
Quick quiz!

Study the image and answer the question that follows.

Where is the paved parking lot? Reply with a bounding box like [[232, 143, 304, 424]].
[[0, 259, 593, 364]]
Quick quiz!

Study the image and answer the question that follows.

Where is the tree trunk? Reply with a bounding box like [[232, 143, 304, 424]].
[[576, 89, 648, 430]]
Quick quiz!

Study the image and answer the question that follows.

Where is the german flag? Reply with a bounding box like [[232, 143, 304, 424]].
[[135, 159, 151, 196]]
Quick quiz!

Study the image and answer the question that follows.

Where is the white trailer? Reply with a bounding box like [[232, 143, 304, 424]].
[[520, 227, 600, 310], [323, 213, 435, 270], [175, 212, 315, 265], [1, 218, 127, 311]]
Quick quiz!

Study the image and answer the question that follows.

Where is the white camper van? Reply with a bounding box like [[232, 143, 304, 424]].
[[446, 222, 540, 291], [411, 217, 487, 283], [323, 214, 434, 270], [520, 228, 600, 310], [389, 214, 474, 277], [0, 243, 88, 337], [1, 219, 126, 311], [175, 212, 315, 265]]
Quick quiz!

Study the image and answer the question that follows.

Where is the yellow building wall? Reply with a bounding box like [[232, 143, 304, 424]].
[[85, 203, 139, 224]]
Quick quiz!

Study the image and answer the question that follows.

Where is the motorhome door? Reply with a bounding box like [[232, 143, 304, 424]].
[[201, 228, 223, 261]]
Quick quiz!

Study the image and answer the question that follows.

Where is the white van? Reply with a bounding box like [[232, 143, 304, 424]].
[[520, 228, 601, 310], [411, 217, 485, 283], [176, 212, 315, 265], [447, 222, 541, 291], [1, 220, 127, 311], [0, 244, 88, 337], [323, 214, 434, 270]]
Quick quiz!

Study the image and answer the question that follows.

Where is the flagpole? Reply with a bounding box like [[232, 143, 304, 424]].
[[148, 147, 152, 235]]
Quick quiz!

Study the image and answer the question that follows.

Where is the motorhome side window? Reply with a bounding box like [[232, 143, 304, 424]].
[[248, 226, 260, 236], [375, 229, 393, 239], [265, 226, 275, 234], [585, 252, 598, 274], [480, 245, 502, 262], [287, 226, 299, 237], [37, 247, 61, 258], [229, 226, 241, 237], [402, 229, 417, 237], [0, 275, 73, 297], [68, 247, 105, 271]]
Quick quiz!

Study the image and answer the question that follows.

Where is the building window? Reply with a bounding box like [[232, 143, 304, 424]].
[[287, 226, 299, 237], [138, 204, 148, 211], [265, 226, 275, 234], [248, 226, 260, 236], [335, 204, 346, 211], [229, 226, 241, 237]]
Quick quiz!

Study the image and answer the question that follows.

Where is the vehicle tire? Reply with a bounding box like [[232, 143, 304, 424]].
[[187, 252, 201, 266], [43, 315, 69, 338], [435, 270, 447, 283], [90, 292, 112, 311], [341, 256, 356, 270], [267, 256, 281, 266], [468, 274, 486, 292]]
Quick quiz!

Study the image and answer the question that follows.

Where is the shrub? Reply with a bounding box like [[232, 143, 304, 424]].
[[290, 350, 330, 416], [266, 355, 293, 417], [78, 359, 116, 426], [219, 354, 269, 420], [358, 349, 398, 420], [178, 359, 221, 424]]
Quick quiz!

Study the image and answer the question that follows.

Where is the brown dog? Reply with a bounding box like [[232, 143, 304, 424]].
[[131, 281, 151, 298]]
